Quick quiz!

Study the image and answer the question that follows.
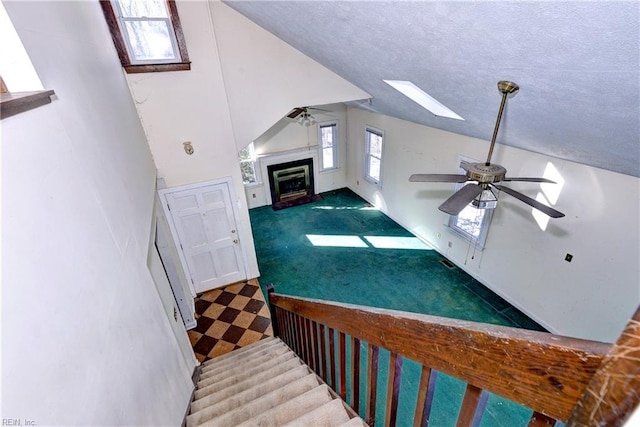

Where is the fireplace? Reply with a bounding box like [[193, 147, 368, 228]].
[[267, 158, 316, 209]]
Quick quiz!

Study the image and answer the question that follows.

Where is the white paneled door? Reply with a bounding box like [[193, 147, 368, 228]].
[[162, 180, 245, 294]]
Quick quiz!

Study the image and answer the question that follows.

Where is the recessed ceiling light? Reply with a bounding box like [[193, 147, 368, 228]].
[[383, 80, 464, 120]]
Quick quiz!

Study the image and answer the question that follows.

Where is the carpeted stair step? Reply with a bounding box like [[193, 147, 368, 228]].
[[200, 336, 280, 371], [201, 336, 278, 368], [199, 342, 288, 383], [235, 384, 334, 427], [197, 347, 295, 391], [191, 356, 304, 413], [187, 337, 368, 427], [193, 373, 322, 427], [187, 365, 315, 427], [281, 398, 351, 426], [200, 338, 285, 378]]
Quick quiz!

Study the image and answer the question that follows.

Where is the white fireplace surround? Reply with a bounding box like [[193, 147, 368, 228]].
[[257, 146, 320, 206]]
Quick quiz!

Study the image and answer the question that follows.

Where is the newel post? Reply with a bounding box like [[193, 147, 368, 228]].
[[266, 283, 279, 337]]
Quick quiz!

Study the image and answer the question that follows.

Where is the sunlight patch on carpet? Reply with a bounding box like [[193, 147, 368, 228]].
[[363, 236, 433, 250], [306, 234, 433, 250], [306, 234, 368, 248]]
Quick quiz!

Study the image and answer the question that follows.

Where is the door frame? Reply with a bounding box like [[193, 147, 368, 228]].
[[158, 177, 249, 296]]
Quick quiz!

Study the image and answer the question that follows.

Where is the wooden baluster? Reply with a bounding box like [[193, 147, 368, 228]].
[[339, 331, 347, 401], [292, 312, 301, 356], [266, 284, 279, 336], [296, 314, 306, 360], [286, 311, 295, 350], [456, 384, 483, 427], [319, 323, 328, 382], [470, 391, 489, 427], [528, 412, 557, 426], [275, 308, 283, 340], [285, 312, 292, 348], [289, 311, 297, 350], [351, 336, 361, 413], [284, 310, 292, 346], [385, 352, 404, 427], [304, 317, 314, 369], [414, 366, 432, 427], [280, 309, 288, 343], [303, 317, 312, 364], [300, 316, 308, 363], [366, 345, 380, 426], [329, 328, 337, 388], [312, 321, 320, 374]]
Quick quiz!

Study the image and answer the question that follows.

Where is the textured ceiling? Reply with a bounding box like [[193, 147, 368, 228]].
[[224, 1, 640, 177]]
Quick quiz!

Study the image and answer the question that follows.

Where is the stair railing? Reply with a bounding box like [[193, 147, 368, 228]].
[[267, 289, 634, 426]]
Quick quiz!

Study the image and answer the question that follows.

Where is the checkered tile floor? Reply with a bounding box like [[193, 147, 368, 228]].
[[188, 279, 273, 363]]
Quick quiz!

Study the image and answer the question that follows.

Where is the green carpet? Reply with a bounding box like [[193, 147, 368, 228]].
[[249, 187, 549, 426]]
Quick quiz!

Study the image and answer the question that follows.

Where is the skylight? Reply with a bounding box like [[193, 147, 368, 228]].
[[383, 80, 464, 120]]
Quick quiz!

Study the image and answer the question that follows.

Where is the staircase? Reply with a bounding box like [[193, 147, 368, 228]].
[[186, 336, 367, 427]]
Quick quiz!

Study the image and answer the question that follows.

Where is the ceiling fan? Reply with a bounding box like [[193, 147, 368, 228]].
[[286, 106, 330, 119], [409, 81, 565, 218], [287, 106, 331, 126]]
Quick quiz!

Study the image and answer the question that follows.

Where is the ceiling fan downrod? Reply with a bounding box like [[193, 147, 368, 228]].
[[485, 81, 519, 166]]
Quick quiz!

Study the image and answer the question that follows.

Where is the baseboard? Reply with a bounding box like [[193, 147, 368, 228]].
[[182, 364, 202, 427]]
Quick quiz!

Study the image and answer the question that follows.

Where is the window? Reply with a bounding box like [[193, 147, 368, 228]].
[[100, 0, 190, 73], [365, 127, 384, 185], [239, 142, 259, 184], [318, 121, 338, 171], [448, 160, 494, 248]]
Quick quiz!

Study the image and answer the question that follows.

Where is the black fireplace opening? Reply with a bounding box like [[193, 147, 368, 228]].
[[267, 158, 316, 208]]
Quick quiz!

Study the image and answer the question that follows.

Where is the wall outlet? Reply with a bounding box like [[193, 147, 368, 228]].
[[436, 232, 441, 239], [448, 241, 452, 248], [174, 307, 178, 321]]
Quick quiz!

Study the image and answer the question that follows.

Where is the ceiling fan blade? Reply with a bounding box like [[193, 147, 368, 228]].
[[492, 184, 565, 218], [287, 107, 304, 119], [503, 177, 556, 183], [409, 174, 469, 183], [439, 184, 483, 216]]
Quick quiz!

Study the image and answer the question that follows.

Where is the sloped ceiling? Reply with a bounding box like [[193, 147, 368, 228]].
[[224, 1, 640, 177]]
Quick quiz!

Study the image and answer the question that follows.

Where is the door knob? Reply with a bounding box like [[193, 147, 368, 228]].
[[233, 239, 239, 244]]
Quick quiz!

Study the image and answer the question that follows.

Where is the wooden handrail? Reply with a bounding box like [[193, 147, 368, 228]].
[[270, 293, 611, 421]]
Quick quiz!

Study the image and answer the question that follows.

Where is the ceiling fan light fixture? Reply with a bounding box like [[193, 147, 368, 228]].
[[472, 188, 498, 209], [297, 112, 316, 127], [383, 80, 464, 120]]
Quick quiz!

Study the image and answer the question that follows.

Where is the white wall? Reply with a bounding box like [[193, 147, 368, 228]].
[[210, 2, 369, 152], [124, 2, 367, 282], [1, 1, 195, 425], [124, 0, 260, 280], [346, 106, 640, 343]]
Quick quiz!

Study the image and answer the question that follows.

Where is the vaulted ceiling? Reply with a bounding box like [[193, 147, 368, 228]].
[[224, 1, 639, 177]]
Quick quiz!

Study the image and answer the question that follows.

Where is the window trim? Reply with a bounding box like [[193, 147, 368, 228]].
[[364, 126, 384, 185], [318, 120, 339, 171], [447, 159, 494, 249], [99, 0, 191, 73]]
